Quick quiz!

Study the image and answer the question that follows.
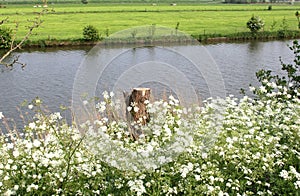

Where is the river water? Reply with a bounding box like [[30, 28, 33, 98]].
[[0, 40, 295, 128]]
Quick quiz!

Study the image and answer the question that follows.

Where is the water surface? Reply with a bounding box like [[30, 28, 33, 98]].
[[0, 40, 295, 128]]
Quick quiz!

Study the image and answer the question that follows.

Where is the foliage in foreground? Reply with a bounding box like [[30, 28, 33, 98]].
[[0, 88, 299, 195], [0, 42, 300, 195]]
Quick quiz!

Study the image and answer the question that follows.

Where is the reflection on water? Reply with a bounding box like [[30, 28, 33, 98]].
[[0, 40, 296, 129]]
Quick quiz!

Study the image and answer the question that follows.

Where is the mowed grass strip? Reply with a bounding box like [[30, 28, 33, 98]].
[[1, 3, 300, 41]]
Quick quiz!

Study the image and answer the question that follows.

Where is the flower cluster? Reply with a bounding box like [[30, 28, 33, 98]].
[[0, 87, 299, 195]]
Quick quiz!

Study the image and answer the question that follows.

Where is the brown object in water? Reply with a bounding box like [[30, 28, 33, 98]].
[[128, 88, 151, 125]]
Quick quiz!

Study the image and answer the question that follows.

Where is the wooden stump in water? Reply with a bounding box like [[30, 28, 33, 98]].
[[128, 88, 151, 125]]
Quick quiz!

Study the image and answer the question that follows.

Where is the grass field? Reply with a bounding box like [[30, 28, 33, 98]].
[[1, 3, 300, 42]]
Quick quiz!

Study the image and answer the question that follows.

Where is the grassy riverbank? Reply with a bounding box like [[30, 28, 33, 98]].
[[1, 3, 300, 45]]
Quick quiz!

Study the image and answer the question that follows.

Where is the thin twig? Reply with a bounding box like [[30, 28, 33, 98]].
[[0, 10, 46, 67]]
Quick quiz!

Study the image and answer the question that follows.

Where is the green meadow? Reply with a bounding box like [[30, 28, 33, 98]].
[[1, 3, 300, 42]]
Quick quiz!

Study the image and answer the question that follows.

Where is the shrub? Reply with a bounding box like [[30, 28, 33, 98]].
[[268, 5, 272, 10], [277, 29, 286, 39], [81, 0, 88, 4], [246, 15, 264, 33], [0, 27, 12, 49], [82, 25, 99, 41]]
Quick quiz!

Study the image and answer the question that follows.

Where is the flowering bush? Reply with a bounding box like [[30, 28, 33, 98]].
[[0, 88, 299, 195]]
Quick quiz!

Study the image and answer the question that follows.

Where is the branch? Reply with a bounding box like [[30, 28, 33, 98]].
[[1, 55, 26, 70], [0, 10, 46, 68]]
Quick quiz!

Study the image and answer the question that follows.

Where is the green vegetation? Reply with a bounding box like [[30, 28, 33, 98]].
[[82, 25, 100, 41], [0, 27, 12, 49], [0, 3, 300, 44], [247, 15, 264, 33]]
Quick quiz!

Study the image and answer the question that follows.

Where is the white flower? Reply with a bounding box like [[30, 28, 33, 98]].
[[39, 123, 46, 131], [4, 189, 14, 196], [72, 133, 81, 141], [180, 167, 189, 178], [102, 91, 109, 99], [83, 100, 88, 105], [110, 92, 114, 97], [146, 144, 153, 152], [28, 122, 36, 129], [134, 106, 139, 112], [28, 104, 34, 110], [8, 159, 13, 164], [127, 106, 132, 112], [54, 112, 62, 120], [164, 125, 172, 137], [7, 143, 14, 149], [145, 182, 151, 187], [279, 170, 289, 180], [33, 139, 41, 147], [259, 86, 267, 93], [207, 185, 214, 193], [209, 176, 215, 183], [25, 141, 33, 149], [97, 102, 106, 113], [202, 152, 208, 159], [226, 137, 233, 144], [218, 191, 225, 196], [116, 132, 122, 139], [158, 156, 166, 164], [100, 126, 107, 132], [0, 112, 3, 120], [195, 174, 201, 181], [128, 179, 146, 196], [294, 181, 300, 189]]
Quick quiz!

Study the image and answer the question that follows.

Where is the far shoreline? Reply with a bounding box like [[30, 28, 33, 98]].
[[19, 31, 300, 49]]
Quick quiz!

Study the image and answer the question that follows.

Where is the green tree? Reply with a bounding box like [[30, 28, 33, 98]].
[[246, 15, 264, 33], [82, 25, 99, 41]]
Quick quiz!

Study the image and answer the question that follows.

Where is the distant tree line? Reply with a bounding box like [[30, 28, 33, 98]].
[[223, 0, 295, 3], [0, 0, 221, 5]]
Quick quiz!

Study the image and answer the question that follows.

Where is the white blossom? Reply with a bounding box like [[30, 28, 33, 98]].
[[28, 104, 34, 110]]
